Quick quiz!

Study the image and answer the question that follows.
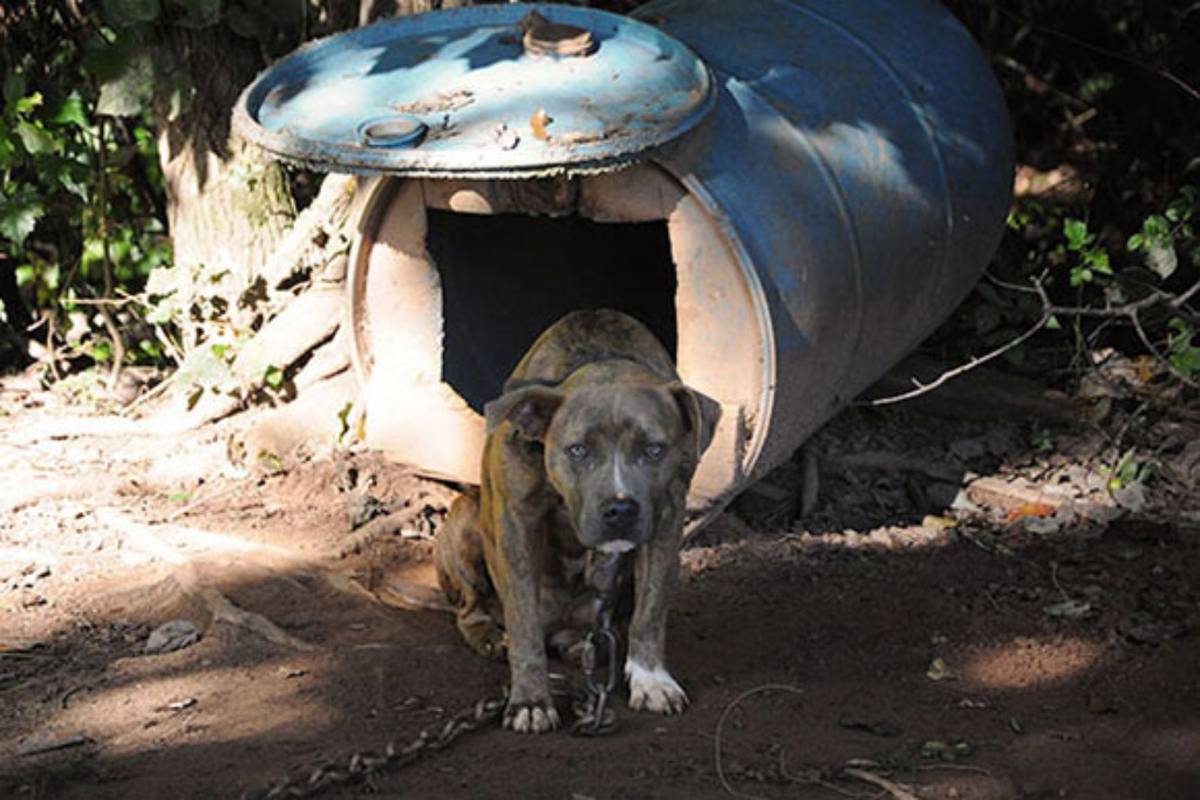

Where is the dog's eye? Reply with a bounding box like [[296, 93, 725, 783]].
[[566, 443, 590, 461], [644, 442, 667, 461]]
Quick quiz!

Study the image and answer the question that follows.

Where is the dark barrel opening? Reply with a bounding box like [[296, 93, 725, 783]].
[[427, 209, 677, 411]]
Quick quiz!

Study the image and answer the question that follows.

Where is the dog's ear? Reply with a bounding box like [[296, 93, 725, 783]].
[[669, 384, 721, 458], [484, 386, 565, 440]]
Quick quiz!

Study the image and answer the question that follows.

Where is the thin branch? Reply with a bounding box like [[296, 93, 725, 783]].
[[95, 117, 126, 391], [1131, 307, 1198, 388], [871, 271, 1199, 406], [1042, 277, 1200, 319], [714, 684, 807, 800], [973, 0, 1200, 102], [64, 295, 139, 307], [868, 311, 1052, 406]]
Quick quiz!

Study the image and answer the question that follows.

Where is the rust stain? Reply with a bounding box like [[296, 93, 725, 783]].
[[530, 108, 553, 141]]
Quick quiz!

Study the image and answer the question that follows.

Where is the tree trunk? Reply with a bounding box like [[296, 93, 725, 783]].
[[156, 26, 296, 355], [152, 1, 478, 455]]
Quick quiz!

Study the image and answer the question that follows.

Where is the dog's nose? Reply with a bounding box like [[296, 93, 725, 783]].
[[601, 497, 639, 530]]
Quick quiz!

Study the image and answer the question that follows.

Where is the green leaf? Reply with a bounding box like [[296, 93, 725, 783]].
[[0, 187, 45, 248], [93, 339, 113, 363], [1064, 218, 1091, 250], [1167, 318, 1200, 379], [0, 131, 14, 169], [138, 338, 163, 359], [56, 161, 89, 200], [50, 94, 89, 129], [15, 120, 58, 155], [1079, 72, 1114, 103], [926, 657, 957, 681], [101, 0, 161, 26], [15, 92, 44, 116], [1127, 233, 1145, 251], [1045, 315, 1062, 331], [1143, 215, 1170, 239], [96, 50, 156, 117], [263, 365, 284, 390], [1085, 248, 1112, 275]]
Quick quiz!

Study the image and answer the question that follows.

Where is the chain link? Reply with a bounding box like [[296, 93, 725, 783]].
[[242, 693, 507, 800], [243, 551, 628, 797]]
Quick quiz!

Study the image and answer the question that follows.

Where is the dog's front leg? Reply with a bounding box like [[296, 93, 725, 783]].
[[494, 509, 560, 733], [625, 521, 688, 714]]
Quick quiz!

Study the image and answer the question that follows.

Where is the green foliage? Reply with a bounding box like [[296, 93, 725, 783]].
[[1166, 318, 1200, 380], [1, 38, 171, 368], [0, 1, 325, 377], [936, 0, 1200, 398], [1062, 218, 1112, 287]]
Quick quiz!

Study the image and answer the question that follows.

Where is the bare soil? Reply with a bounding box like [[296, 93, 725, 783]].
[[2, 384, 1198, 800]]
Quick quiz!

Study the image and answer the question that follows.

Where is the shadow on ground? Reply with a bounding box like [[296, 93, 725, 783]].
[[1, 404, 1198, 800]]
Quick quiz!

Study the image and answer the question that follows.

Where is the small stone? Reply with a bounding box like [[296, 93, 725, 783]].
[[144, 620, 201, 655]]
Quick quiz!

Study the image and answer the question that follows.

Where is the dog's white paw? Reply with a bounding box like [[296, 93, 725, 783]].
[[625, 659, 688, 715], [503, 701, 561, 734]]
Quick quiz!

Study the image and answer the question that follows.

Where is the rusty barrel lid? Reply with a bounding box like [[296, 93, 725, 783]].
[[232, 3, 715, 179]]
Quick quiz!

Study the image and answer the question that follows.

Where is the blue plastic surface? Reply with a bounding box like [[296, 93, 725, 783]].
[[233, 3, 714, 178]]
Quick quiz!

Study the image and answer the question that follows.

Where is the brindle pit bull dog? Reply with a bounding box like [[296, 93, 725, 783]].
[[435, 309, 719, 734]]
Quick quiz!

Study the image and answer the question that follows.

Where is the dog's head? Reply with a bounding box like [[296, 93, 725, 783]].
[[485, 367, 720, 551]]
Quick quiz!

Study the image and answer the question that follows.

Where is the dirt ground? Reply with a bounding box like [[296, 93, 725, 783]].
[[2, 380, 1198, 800]]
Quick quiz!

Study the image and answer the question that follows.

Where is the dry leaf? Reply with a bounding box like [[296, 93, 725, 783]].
[[1005, 501, 1057, 522]]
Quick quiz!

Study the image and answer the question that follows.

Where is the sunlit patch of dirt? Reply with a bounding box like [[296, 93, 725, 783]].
[[36, 655, 327, 757], [959, 636, 1105, 689]]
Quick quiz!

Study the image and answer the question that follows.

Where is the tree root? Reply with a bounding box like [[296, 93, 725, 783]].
[[189, 579, 317, 652], [93, 508, 318, 651]]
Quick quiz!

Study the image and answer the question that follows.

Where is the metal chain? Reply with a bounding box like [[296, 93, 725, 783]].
[[242, 551, 628, 797], [242, 693, 507, 800], [570, 549, 626, 737], [570, 624, 619, 736]]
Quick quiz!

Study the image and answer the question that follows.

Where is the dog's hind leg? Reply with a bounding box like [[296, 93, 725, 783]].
[[435, 492, 506, 660]]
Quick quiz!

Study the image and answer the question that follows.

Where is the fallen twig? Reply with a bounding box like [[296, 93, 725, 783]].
[[714, 684, 806, 800], [868, 311, 1053, 406], [842, 767, 924, 800], [18, 734, 93, 757]]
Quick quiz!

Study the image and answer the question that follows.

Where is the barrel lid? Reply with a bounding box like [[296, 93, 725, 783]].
[[232, 3, 714, 179]]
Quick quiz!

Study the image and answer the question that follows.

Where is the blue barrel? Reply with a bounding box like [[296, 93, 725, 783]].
[[639, 0, 1014, 491], [233, 0, 1012, 524]]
